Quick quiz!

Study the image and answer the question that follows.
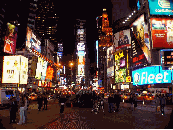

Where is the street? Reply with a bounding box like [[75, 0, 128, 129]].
[[0, 99, 173, 129]]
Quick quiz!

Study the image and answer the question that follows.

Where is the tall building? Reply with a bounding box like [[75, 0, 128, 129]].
[[35, 0, 59, 46], [97, 9, 113, 92], [27, 0, 38, 30], [74, 19, 87, 87]]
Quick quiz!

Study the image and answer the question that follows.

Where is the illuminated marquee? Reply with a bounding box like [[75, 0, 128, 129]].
[[132, 65, 172, 85], [77, 43, 85, 51], [46, 66, 54, 80]]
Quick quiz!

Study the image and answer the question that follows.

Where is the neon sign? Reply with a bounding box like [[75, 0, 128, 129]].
[[132, 65, 172, 85], [46, 66, 54, 80]]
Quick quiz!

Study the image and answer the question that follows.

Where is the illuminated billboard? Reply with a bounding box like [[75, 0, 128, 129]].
[[30, 56, 37, 77], [114, 29, 131, 51], [2, 56, 28, 84], [150, 18, 173, 48], [35, 57, 43, 79], [77, 51, 85, 56], [77, 29, 84, 35], [41, 61, 48, 81], [26, 26, 41, 53], [46, 66, 54, 80], [78, 56, 85, 65], [78, 65, 84, 76], [4, 23, 18, 54], [132, 65, 172, 85], [148, 0, 173, 16], [107, 46, 114, 77], [115, 68, 126, 83], [20, 56, 28, 84], [77, 43, 85, 51], [114, 50, 127, 83], [131, 14, 151, 69]]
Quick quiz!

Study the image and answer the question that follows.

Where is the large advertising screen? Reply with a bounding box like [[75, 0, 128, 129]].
[[4, 23, 18, 54], [2, 56, 20, 83], [114, 50, 127, 83], [107, 46, 114, 77], [20, 56, 28, 84], [113, 29, 131, 51], [148, 0, 173, 16], [132, 65, 172, 85], [78, 65, 84, 76], [26, 26, 41, 53], [151, 18, 173, 48], [77, 51, 85, 56]]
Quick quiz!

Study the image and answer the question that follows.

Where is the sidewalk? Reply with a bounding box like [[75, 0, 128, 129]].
[[0, 100, 71, 129], [120, 102, 173, 114]]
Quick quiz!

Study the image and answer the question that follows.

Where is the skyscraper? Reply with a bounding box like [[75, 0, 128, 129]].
[[35, 0, 59, 46], [74, 19, 87, 87]]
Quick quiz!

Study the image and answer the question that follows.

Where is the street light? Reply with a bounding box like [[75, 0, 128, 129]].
[[70, 62, 73, 96]]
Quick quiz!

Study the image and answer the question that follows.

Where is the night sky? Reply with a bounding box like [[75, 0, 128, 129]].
[[5, 0, 136, 64]]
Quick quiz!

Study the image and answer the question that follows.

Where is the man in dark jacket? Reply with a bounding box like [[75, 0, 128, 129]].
[[9, 96, 18, 123], [37, 95, 43, 111], [59, 95, 66, 113], [108, 94, 114, 113], [115, 93, 121, 112]]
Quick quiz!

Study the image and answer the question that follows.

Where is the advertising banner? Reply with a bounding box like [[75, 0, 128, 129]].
[[20, 56, 28, 84], [2, 56, 20, 83], [114, 50, 127, 83], [113, 29, 131, 51], [151, 18, 173, 48], [78, 65, 84, 76], [132, 65, 172, 85], [148, 0, 173, 16], [4, 23, 18, 54], [26, 26, 41, 53], [131, 14, 151, 65], [160, 49, 173, 66], [107, 46, 114, 77]]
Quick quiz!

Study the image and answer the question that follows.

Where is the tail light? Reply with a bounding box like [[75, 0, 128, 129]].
[[146, 96, 148, 98]]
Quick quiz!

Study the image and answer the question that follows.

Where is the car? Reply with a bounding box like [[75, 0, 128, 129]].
[[68, 91, 75, 95], [137, 93, 154, 101], [28, 93, 37, 101], [121, 93, 130, 101]]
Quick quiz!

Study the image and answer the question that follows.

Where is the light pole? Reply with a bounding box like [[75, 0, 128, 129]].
[[70, 62, 73, 96]]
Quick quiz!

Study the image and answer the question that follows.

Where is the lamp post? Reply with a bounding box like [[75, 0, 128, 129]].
[[70, 62, 73, 96]]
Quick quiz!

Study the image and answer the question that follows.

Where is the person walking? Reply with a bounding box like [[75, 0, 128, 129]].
[[129, 94, 134, 110], [17, 95, 25, 125], [133, 94, 137, 111], [155, 94, 160, 112], [53, 93, 56, 103], [115, 93, 121, 112], [37, 95, 43, 111], [108, 94, 114, 113], [160, 94, 166, 115], [9, 96, 17, 123], [43, 93, 48, 110], [59, 95, 66, 113]]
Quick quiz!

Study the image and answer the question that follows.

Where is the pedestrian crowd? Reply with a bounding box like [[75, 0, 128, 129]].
[[9, 92, 48, 125], [154, 93, 166, 115]]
